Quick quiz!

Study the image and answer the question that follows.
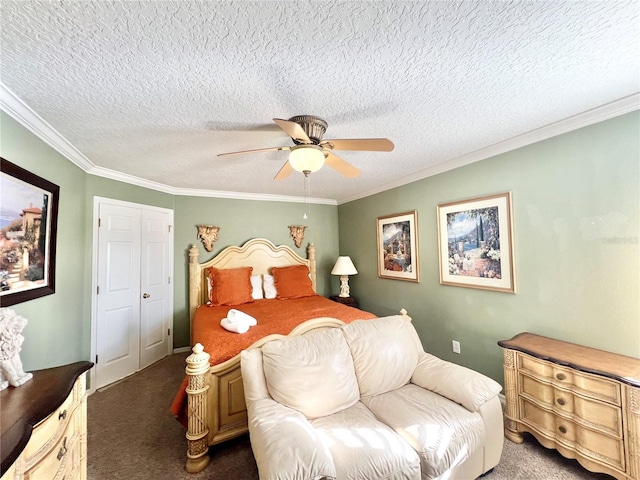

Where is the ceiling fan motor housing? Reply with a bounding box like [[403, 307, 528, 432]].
[[289, 115, 327, 144]]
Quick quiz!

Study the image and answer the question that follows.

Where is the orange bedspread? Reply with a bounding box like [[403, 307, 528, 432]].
[[193, 295, 376, 365], [170, 295, 376, 426]]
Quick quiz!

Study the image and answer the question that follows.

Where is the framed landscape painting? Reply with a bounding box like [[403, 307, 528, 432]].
[[437, 192, 515, 293], [376, 210, 419, 282], [0, 158, 59, 306]]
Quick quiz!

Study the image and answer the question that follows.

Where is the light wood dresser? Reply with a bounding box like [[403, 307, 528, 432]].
[[499, 333, 640, 480], [1, 361, 93, 480]]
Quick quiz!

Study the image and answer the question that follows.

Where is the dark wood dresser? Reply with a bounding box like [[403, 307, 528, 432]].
[[499, 333, 640, 480], [1, 361, 93, 479]]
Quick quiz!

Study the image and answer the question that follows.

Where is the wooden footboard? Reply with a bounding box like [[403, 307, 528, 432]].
[[183, 311, 411, 473]]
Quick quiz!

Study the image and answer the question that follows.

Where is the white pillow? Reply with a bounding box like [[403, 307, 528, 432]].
[[263, 274, 277, 299], [251, 274, 264, 300]]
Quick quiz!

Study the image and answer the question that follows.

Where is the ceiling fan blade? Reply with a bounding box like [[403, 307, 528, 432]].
[[324, 152, 360, 178], [273, 118, 312, 144], [321, 138, 394, 152], [217, 146, 290, 157], [274, 160, 294, 180]]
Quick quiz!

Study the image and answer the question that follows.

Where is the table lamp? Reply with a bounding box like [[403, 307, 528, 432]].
[[331, 256, 358, 297]]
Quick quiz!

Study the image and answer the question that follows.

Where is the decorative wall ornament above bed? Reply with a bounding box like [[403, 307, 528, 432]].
[[195, 224, 220, 252], [288, 224, 306, 248]]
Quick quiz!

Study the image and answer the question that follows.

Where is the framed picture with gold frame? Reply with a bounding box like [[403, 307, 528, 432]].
[[376, 210, 419, 282], [437, 192, 515, 293]]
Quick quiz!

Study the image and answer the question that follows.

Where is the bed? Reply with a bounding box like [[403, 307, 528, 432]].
[[174, 238, 403, 473]]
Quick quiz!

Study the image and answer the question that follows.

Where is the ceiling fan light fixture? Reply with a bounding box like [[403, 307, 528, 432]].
[[289, 145, 325, 174]]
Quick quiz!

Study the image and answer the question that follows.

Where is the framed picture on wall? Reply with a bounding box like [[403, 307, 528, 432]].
[[0, 158, 59, 306], [376, 210, 419, 282], [437, 192, 515, 293]]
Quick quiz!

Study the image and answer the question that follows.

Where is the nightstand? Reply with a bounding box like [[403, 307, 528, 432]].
[[329, 295, 359, 309]]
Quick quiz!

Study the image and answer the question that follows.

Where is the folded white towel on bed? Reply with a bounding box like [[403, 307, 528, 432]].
[[220, 309, 258, 334], [227, 309, 258, 326], [221, 317, 251, 334]]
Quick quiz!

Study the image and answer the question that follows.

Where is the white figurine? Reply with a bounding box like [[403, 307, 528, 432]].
[[0, 308, 33, 390]]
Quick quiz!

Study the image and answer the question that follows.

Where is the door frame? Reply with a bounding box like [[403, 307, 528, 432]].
[[89, 196, 174, 394]]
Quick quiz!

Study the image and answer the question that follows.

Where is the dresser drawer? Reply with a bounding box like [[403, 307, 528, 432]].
[[23, 419, 79, 480], [1, 364, 91, 480], [519, 373, 622, 438], [518, 354, 621, 406], [520, 397, 625, 472], [24, 389, 76, 461]]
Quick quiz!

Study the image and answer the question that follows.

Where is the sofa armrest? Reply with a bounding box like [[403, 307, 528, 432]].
[[247, 397, 337, 480], [411, 352, 502, 412]]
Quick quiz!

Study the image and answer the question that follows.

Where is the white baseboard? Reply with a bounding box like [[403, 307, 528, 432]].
[[173, 346, 191, 354]]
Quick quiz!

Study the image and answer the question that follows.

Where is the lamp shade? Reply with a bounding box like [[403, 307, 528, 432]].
[[331, 256, 358, 276], [289, 145, 325, 173]]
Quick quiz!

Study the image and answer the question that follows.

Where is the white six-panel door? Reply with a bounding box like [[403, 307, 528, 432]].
[[94, 199, 173, 389], [139, 209, 171, 370], [96, 204, 141, 388]]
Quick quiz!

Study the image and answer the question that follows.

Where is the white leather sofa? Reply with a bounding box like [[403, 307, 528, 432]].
[[241, 315, 504, 480]]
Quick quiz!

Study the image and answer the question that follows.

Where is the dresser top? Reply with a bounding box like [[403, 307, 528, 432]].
[[0, 361, 93, 473], [499, 332, 640, 387]]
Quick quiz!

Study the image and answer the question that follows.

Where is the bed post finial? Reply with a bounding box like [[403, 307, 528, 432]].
[[307, 243, 317, 292], [189, 244, 199, 263], [400, 308, 412, 322], [189, 245, 202, 345], [185, 343, 211, 473]]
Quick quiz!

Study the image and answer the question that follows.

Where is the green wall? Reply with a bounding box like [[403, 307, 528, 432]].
[[172, 196, 339, 347], [1, 112, 339, 370], [3, 108, 638, 382], [1, 112, 88, 370], [338, 111, 640, 384]]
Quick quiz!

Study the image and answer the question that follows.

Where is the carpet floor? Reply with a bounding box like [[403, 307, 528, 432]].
[[87, 352, 614, 479]]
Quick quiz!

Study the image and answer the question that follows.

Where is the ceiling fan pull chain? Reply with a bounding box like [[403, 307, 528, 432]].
[[303, 173, 310, 227]]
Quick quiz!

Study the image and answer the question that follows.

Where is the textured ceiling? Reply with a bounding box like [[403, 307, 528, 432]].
[[1, 1, 639, 203]]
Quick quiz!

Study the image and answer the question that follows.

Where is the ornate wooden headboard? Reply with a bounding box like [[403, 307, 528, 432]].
[[188, 238, 317, 336]]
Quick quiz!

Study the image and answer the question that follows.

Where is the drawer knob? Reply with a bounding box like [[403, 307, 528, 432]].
[[558, 425, 567, 434], [556, 373, 566, 381], [58, 409, 67, 421], [57, 437, 68, 461], [557, 398, 566, 406]]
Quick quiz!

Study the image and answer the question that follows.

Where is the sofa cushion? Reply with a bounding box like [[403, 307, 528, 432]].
[[411, 351, 503, 412], [310, 401, 421, 480], [240, 348, 270, 403], [261, 327, 360, 419], [342, 315, 421, 397], [362, 384, 485, 479], [248, 397, 337, 480]]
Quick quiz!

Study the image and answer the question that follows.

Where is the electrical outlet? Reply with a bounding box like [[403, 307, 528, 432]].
[[452, 340, 461, 354]]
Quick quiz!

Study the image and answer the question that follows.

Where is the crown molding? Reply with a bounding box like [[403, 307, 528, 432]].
[[337, 93, 640, 204], [3, 81, 636, 207], [0, 82, 336, 206], [0, 82, 96, 171], [171, 187, 336, 205], [77, 165, 336, 204]]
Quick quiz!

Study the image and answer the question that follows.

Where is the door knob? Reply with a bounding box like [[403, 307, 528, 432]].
[[143, 293, 150, 298]]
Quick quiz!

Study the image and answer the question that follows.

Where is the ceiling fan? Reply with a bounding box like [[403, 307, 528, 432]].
[[217, 115, 394, 179]]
